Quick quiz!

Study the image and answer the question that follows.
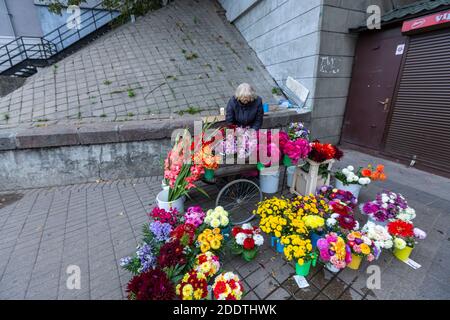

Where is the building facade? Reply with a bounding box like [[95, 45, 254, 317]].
[[218, 0, 419, 144]]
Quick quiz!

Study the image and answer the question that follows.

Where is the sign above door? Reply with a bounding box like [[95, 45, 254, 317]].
[[402, 9, 450, 34]]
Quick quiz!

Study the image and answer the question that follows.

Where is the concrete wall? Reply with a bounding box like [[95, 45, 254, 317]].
[[4, 0, 43, 37], [0, 139, 172, 191], [218, 0, 420, 144]]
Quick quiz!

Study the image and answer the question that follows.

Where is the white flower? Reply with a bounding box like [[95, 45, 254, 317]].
[[382, 195, 389, 203], [342, 168, 350, 175], [354, 221, 360, 230], [326, 218, 337, 227], [346, 176, 353, 183], [220, 216, 229, 227], [382, 203, 388, 209], [352, 175, 359, 182], [362, 236, 371, 245], [242, 223, 252, 230], [235, 233, 246, 245], [331, 213, 340, 219], [384, 239, 393, 249], [223, 272, 233, 281], [254, 234, 264, 246], [347, 165, 354, 171], [210, 218, 221, 228]]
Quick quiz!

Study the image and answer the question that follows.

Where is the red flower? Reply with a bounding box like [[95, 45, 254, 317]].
[[337, 214, 357, 230], [213, 281, 227, 297], [232, 227, 242, 237], [243, 237, 255, 250], [126, 269, 175, 300], [158, 239, 186, 268], [330, 201, 352, 215], [170, 223, 195, 245], [388, 220, 414, 238]]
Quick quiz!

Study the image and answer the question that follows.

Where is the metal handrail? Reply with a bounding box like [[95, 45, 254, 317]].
[[0, 1, 120, 74]]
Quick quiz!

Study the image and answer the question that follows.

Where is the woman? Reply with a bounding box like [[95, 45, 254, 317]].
[[226, 83, 264, 130]]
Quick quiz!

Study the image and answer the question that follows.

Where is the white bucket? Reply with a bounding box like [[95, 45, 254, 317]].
[[259, 167, 280, 194], [161, 179, 170, 191], [156, 189, 185, 213], [286, 166, 296, 188], [335, 179, 362, 199]]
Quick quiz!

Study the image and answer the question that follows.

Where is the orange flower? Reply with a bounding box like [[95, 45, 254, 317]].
[[370, 172, 380, 180], [361, 169, 372, 177], [376, 164, 385, 173], [379, 173, 387, 181]]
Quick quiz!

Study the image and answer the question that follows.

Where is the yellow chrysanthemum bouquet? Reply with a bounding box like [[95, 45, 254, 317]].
[[197, 228, 224, 253]]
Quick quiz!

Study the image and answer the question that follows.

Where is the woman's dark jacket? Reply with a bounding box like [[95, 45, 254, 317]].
[[225, 96, 264, 130]]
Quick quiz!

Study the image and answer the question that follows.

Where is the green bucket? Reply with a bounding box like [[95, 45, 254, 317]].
[[295, 260, 312, 276], [204, 169, 215, 181]]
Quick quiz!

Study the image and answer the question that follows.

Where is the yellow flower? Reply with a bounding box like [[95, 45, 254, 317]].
[[210, 239, 221, 250], [182, 284, 193, 298], [360, 244, 370, 255], [200, 243, 210, 253], [212, 228, 221, 234], [206, 234, 215, 242], [203, 229, 212, 235], [193, 289, 204, 300], [198, 234, 207, 242]]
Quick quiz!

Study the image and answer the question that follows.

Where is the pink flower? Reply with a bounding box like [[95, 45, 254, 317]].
[[367, 254, 375, 262]]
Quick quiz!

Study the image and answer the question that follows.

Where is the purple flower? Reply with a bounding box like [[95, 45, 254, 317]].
[[414, 228, 427, 240], [136, 243, 156, 273], [149, 221, 172, 242], [120, 256, 132, 267]]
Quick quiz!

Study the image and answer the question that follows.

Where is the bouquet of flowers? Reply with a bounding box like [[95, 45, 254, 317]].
[[120, 243, 156, 274], [288, 122, 310, 141], [335, 164, 386, 186], [149, 220, 173, 243], [308, 141, 343, 163], [326, 211, 359, 234], [176, 270, 209, 300], [126, 269, 175, 300], [220, 126, 258, 159], [316, 185, 358, 208], [195, 144, 221, 171], [231, 223, 264, 261], [361, 221, 393, 251], [194, 252, 221, 279], [302, 215, 325, 233], [346, 231, 378, 262], [278, 131, 311, 165], [157, 239, 187, 268], [291, 194, 332, 218], [204, 206, 229, 228], [197, 228, 224, 253], [184, 206, 206, 228], [170, 223, 196, 246], [362, 191, 411, 223], [387, 219, 426, 250], [149, 207, 181, 226], [164, 130, 206, 202], [212, 272, 244, 300], [279, 234, 314, 266], [256, 130, 281, 168], [317, 232, 351, 270]]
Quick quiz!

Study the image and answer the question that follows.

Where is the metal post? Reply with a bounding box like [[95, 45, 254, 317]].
[[41, 38, 47, 59], [92, 10, 97, 29], [21, 38, 28, 59], [6, 45, 12, 67], [57, 28, 63, 50]]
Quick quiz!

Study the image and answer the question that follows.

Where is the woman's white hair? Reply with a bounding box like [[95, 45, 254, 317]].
[[235, 83, 256, 103]]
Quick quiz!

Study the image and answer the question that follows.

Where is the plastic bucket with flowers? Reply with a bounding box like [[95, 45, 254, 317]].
[[347, 254, 363, 270], [157, 189, 185, 214], [295, 255, 317, 276], [393, 246, 413, 261], [335, 179, 362, 200]]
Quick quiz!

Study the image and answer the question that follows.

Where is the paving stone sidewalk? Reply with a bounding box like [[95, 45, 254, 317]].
[[0, 0, 276, 128], [0, 149, 449, 300]]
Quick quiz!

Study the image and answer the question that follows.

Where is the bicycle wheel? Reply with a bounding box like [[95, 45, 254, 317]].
[[216, 179, 262, 225]]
